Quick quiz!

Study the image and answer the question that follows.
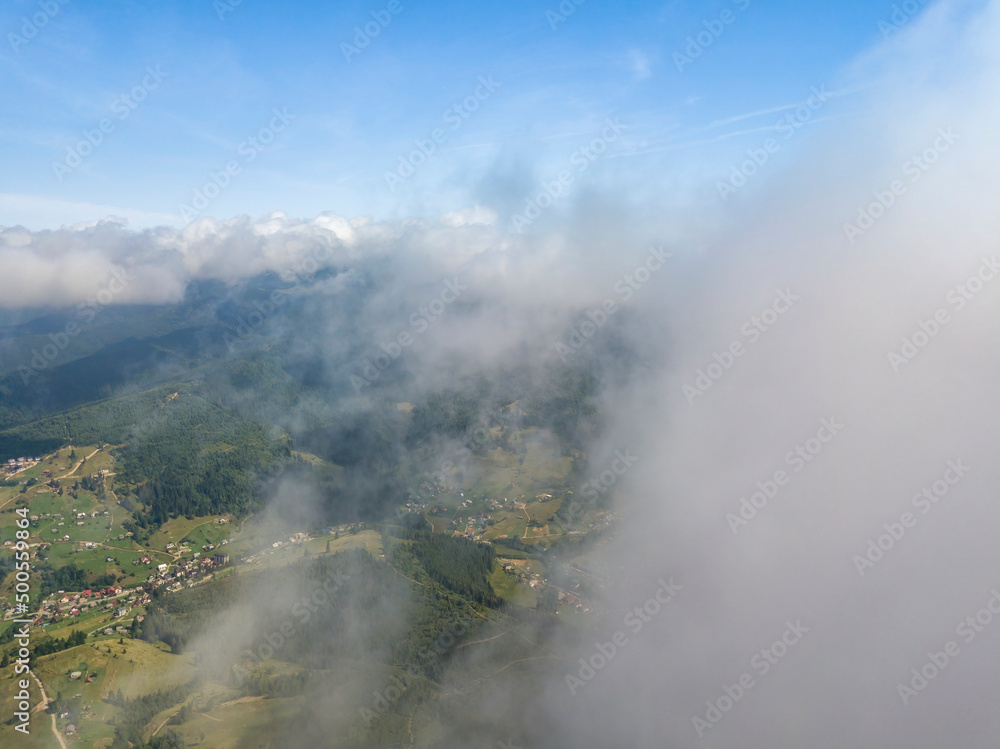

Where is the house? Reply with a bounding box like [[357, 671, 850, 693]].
[[115, 606, 129, 617], [213, 553, 230, 566], [157, 563, 168, 573]]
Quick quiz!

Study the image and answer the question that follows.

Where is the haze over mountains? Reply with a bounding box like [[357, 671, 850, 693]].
[[2, 0, 1000, 747]]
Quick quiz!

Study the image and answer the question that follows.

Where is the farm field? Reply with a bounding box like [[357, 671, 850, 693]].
[[0, 638, 194, 748], [0, 423, 605, 749]]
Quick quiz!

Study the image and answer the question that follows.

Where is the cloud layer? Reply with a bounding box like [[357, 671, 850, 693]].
[[4, 0, 999, 745]]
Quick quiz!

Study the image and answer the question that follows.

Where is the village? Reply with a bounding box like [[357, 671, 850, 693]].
[[2, 455, 43, 476], [0, 438, 611, 669], [1, 537, 231, 627]]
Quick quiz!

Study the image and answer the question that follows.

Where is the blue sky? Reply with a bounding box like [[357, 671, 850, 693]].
[[0, 0, 927, 229]]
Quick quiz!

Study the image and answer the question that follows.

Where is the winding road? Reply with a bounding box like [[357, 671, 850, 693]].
[[28, 669, 67, 749]]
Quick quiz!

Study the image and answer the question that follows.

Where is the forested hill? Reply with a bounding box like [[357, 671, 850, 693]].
[[0, 274, 631, 532], [0, 387, 291, 523]]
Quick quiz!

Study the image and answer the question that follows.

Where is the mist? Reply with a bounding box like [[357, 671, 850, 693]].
[[3, 0, 999, 746]]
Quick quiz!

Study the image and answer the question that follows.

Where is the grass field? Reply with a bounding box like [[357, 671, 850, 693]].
[[173, 694, 306, 748], [0, 638, 194, 749], [467, 429, 573, 498], [232, 530, 383, 572], [148, 516, 234, 552], [490, 565, 538, 608], [182, 520, 232, 548], [0, 445, 120, 559]]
